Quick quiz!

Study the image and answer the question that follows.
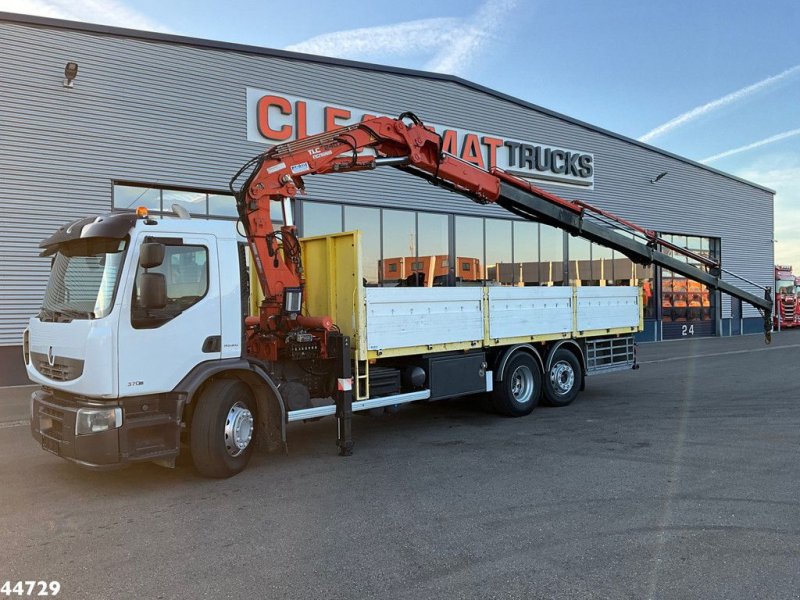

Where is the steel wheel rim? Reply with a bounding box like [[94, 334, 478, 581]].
[[550, 360, 575, 395], [224, 401, 254, 457], [510, 365, 534, 404]]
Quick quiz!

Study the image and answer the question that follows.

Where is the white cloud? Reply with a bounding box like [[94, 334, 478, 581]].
[[638, 64, 800, 143], [0, 0, 172, 32], [701, 128, 800, 163], [284, 0, 518, 77], [424, 0, 517, 75]]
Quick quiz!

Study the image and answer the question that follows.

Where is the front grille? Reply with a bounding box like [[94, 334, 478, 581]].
[[782, 301, 795, 319], [30, 352, 84, 381]]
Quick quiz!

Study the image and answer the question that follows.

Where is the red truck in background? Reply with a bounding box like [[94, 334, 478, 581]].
[[774, 265, 800, 328]]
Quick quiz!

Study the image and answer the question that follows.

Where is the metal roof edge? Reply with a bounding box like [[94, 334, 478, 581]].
[[0, 11, 776, 196]]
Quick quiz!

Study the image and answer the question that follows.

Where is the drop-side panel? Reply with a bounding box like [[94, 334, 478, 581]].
[[576, 287, 640, 332], [365, 288, 483, 351], [488, 287, 572, 339]]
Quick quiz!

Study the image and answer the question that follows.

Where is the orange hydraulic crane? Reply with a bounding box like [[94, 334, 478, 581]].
[[231, 112, 773, 359]]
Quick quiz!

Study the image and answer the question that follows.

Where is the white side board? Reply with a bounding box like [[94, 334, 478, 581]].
[[487, 286, 573, 339], [576, 287, 640, 331], [365, 286, 640, 352], [365, 287, 484, 350]]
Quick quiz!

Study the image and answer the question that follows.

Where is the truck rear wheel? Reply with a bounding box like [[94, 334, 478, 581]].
[[492, 352, 542, 417], [190, 379, 256, 478], [542, 348, 582, 407]]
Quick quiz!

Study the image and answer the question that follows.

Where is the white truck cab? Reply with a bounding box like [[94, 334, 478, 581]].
[[26, 211, 268, 471]]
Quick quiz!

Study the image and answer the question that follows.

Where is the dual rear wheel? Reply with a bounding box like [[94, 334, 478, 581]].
[[492, 348, 582, 417]]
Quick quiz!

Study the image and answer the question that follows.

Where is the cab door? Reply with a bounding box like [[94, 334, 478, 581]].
[[117, 233, 221, 396]]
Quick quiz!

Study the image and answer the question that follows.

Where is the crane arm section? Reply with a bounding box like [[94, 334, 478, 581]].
[[233, 113, 773, 341]]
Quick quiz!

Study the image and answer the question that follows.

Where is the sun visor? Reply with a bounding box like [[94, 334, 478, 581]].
[[39, 213, 140, 256]]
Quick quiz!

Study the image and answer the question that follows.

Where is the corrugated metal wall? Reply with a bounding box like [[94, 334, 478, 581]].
[[0, 17, 774, 347]]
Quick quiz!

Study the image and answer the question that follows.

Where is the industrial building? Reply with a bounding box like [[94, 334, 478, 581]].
[[0, 12, 774, 385]]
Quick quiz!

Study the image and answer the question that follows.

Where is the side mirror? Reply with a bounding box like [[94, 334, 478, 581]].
[[138, 272, 167, 309], [139, 242, 165, 269]]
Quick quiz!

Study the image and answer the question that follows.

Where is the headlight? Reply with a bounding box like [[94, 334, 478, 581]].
[[75, 407, 122, 435]]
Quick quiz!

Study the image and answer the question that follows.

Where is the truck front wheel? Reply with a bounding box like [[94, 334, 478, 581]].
[[190, 379, 256, 478], [542, 349, 582, 407], [492, 353, 542, 417]]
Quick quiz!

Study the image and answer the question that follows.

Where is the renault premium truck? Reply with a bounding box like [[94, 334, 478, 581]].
[[26, 114, 772, 477]]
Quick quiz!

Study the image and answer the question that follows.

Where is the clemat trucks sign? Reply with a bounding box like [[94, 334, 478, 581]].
[[246, 88, 594, 187]]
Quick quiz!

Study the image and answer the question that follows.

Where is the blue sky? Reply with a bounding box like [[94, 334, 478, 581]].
[[4, 0, 799, 268]]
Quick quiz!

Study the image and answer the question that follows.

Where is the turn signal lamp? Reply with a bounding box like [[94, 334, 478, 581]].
[[136, 206, 149, 218]]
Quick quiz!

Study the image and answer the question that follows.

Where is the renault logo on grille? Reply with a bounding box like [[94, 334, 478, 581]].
[[47, 346, 55, 366]]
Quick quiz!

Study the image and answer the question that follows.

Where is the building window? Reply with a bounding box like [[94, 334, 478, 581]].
[[512, 221, 539, 285], [381, 209, 415, 285], [455, 216, 484, 282], [344, 206, 380, 285], [539, 224, 564, 285], [302, 201, 343, 237], [388, 263, 397, 273], [113, 183, 283, 221], [659, 233, 719, 323], [113, 185, 160, 212], [485, 218, 512, 285]]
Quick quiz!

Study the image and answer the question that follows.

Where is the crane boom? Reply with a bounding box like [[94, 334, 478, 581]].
[[232, 113, 773, 343]]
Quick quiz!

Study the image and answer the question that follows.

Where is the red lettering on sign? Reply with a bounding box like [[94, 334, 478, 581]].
[[256, 95, 292, 141], [325, 107, 352, 131], [295, 101, 308, 139], [442, 129, 458, 155], [481, 136, 503, 169], [460, 133, 484, 169]]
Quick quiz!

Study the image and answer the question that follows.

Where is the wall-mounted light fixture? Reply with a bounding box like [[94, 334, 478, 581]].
[[650, 171, 668, 184], [63, 62, 78, 88]]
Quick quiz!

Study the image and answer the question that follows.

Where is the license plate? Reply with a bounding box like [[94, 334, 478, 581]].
[[41, 435, 59, 455]]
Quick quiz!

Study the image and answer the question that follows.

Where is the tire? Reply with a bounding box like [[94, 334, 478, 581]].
[[542, 348, 583, 407], [492, 352, 542, 417], [190, 379, 256, 478]]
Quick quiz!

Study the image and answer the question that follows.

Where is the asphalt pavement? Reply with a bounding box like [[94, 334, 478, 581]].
[[1, 331, 799, 599]]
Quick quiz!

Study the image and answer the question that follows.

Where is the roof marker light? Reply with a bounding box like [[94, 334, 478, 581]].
[[136, 206, 149, 218]]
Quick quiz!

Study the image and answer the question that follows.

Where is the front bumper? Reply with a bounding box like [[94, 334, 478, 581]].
[[30, 388, 184, 469]]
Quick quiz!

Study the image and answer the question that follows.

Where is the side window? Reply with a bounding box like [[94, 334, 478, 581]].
[[132, 244, 209, 329]]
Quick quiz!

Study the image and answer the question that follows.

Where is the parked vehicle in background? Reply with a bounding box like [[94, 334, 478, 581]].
[[774, 265, 799, 329]]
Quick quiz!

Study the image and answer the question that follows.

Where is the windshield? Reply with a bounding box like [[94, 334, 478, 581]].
[[41, 237, 128, 320], [776, 280, 795, 295]]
